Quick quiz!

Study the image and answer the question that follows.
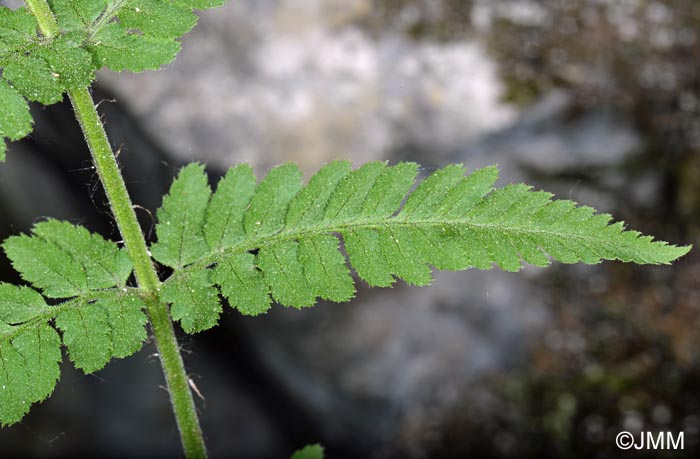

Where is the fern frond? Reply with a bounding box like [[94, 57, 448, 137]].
[[156, 162, 691, 331], [0, 0, 226, 159], [0, 284, 60, 425], [52, 0, 224, 71], [160, 269, 220, 333], [0, 222, 148, 425], [151, 163, 211, 269], [55, 293, 147, 372], [0, 285, 146, 424], [3, 219, 132, 297]]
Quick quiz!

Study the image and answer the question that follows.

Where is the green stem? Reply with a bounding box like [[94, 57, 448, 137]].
[[143, 296, 208, 458], [23, 0, 59, 37], [68, 88, 161, 293], [69, 76, 208, 459], [25, 1, 208, 457]]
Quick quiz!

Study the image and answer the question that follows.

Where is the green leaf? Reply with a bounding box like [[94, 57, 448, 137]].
[[4, 232, 87, 299], [243, 163, 302, 237], [432, 165, 499, 218], [158, 161, 691, 319], [257, 241, 315, 308], [0, 283, 61, 426], [173, 0, 227, 8], [361, 161, 418, 218], [0, 7, 93, 157], [32, 34, 96, 91], [1, 32, 93, 105], [0, 78, 32, 161], [80, 0, 221, 72], [55, 300, 111, 373], [0, 0, 227, 156], [118, 0, 198, 39], [204, 164, 257, 252], [0, 283, 146, 424], [31, 220, 133, 289], [152, 163, 211, 269], [0, 7, 37, 54], [49, 0, 106, 32], [3, 220, 132, 298], [323, 161, 386, 223], [87, 22, 180, 72], [344, 228, 394, 287], [291, 444, 325, 459], [378, 226, 433, 285], [56, 292, 147, 373], [399, 164, 466, 219], [48, 0, 225, 68], [212, 253, 271, 316], [161, 270, 221, 333], [0, 284, 50, 324], [286, 160, 351, 228], [298, 234, 354, 302], [0, 323, 61, 426], [2, 53, 65, 104], [101, 294, 148, 358], [10, 323, 62, 407]]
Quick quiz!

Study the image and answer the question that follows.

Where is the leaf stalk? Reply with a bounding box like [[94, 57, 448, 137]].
[[24, 1, 209, 457], [23, 0, 59, 38]]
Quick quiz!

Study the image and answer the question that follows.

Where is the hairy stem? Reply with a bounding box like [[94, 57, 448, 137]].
[[68, 88, 161, 292], [25, 1, 208, 457], [24, 0, 59, 37], [69, 88, 208, 459]]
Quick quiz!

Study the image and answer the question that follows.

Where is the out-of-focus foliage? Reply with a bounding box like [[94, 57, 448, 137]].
[[358, 0, 473, 40], [430, 265, 700, 458], [483, 0, 700, 108], [479, 0, 700, 226], [364, 0, 700, 125]]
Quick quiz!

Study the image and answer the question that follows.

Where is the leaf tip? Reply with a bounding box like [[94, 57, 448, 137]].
[[662, 243, 692, 264]]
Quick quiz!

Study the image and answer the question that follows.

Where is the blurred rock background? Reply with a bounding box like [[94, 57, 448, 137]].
[[0, 0, 698, 458]]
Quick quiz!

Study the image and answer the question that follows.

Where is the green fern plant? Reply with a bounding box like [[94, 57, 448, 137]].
[[0, 1, 691, 457]]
